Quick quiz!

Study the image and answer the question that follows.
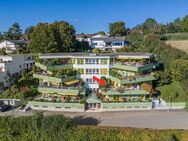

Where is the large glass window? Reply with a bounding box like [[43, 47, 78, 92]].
[[100, 69, 108, 75], [112, 42, 123, 46], [100, 59, 108, 65], [86, 78, 97, 84], [86, 69, 99, 74], [85, 59, 99, 64], [77, 59, 84, 64], [77, 68, 84, 74]]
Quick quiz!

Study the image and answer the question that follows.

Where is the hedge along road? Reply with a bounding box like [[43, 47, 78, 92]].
[[1, 108, 188, 129]]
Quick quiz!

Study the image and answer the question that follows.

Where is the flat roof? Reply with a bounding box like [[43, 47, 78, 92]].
[[39, 52, 154, 59]]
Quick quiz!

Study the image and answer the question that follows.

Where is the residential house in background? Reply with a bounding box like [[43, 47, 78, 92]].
[[91, 36, 128, 51], [0, 54, 34, 89], [0, 40, 28, 54]]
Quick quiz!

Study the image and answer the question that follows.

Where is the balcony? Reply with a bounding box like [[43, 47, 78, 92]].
[[109, 75, 156, 84], [28, 101, 85, 110], [111, 63, 159, 72], [33, 73, 76, 83], [100, 88, 149, 96], [37, 85, 80, 95], [35, 62, 73, 71]]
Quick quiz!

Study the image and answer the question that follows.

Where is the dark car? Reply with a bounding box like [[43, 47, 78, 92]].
[[0, 105, 11, 112]]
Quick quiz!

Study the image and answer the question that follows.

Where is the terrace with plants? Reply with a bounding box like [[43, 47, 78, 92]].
[[111, 57, 159, 72], [35, 58, 73, 71], [109, 69, 156, 84]]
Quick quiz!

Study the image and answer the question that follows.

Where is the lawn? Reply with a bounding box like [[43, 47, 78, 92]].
[[156, 81, 188, 102]]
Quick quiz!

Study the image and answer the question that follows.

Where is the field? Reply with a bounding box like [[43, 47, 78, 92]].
[[164, 32, 188, 40], [166, 40, 188, 53]]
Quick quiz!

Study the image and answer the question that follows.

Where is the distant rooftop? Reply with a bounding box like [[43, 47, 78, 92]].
[[39, 52, 154, 59], [0, 40, 28, 44], [91, 37, 126, 42]]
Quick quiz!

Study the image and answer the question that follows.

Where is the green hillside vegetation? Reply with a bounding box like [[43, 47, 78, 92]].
[[0, 113, 187, 141], [156, 81, 188, 102], [164, 32, 188, 40], [0, 69, 39, 106]]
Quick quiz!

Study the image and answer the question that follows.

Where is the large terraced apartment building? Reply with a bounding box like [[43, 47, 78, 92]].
[[29, 52, 159, 111]]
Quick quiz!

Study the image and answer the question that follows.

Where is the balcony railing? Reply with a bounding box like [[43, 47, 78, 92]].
[[33, 73, 76, 83], [35, 62, 73, 71], [28, 101, 85, 109], [109, 75, 156, 84], [100, 88, 149, 96], [111, 63, 159, 72], [38, 85, 80, 95]]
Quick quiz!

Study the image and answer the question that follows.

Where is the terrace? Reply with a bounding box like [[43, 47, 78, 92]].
[[109, 70, 156, 84], [35, 58, 73, 71], [33, 69, 77, 83], [111, 58, 159, 72], [34, 92, 85, 103], [37, 83, 85, 95]]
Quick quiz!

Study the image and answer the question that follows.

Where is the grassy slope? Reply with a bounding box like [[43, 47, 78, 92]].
[[156, 81, 188, 102], [164, 32, 188, 40]]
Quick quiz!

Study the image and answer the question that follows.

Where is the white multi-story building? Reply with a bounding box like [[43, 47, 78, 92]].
[[0, 54, 34, 87], [0, 40, 28, 53]]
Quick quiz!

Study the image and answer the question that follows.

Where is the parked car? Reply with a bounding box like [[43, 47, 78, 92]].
[[0, 105, 11, 112], [22, 106, 31, 112]]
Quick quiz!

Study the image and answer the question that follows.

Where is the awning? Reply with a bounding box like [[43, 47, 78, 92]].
[[64, 79, 80, 85]]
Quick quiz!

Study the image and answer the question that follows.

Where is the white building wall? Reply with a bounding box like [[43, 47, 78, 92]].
[[0, 55, 34, 86], [73, 57, 110, 89], [0, 41, 16, 49], [91, 40, 106, 49]]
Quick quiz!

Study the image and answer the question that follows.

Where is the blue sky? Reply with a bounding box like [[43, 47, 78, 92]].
[[1, 0, 188, 33]]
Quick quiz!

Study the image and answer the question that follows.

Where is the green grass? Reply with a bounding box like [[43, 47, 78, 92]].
[[164, 32, 188, 40], [156, 81, 188, 102], [0, 114, 186, 141]]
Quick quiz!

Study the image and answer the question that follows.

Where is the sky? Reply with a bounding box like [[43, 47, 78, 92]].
[[0, 0, 188, 33]]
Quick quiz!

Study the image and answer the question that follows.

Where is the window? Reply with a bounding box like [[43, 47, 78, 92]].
[[100, 69, 108, 75], [100, 59, 108, 64], [86, 69, 99, 74], [34, 105, 39, 107], [85, 59, 99, 64], [86, 78, 97, 84], [77, 59, 84, 64], [77, 68, 84, 74], [19, 65, 22, 68], [92, 42, 98, 46], [112, 42, 123, 46]]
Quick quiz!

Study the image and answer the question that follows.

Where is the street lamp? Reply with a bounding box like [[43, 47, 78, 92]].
[[168, 92, 173, 111]]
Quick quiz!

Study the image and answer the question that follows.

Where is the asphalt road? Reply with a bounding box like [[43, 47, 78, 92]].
[[1, 108, 188, 129]]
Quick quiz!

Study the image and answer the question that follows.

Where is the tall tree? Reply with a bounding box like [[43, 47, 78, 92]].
[[0, 32, 4, 41], [4, 23, 22, 40], [24, 26, 35, 40], [109, 21, 126, 36], [28, 21, 76, 53], [182, 15, 188, 32]]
